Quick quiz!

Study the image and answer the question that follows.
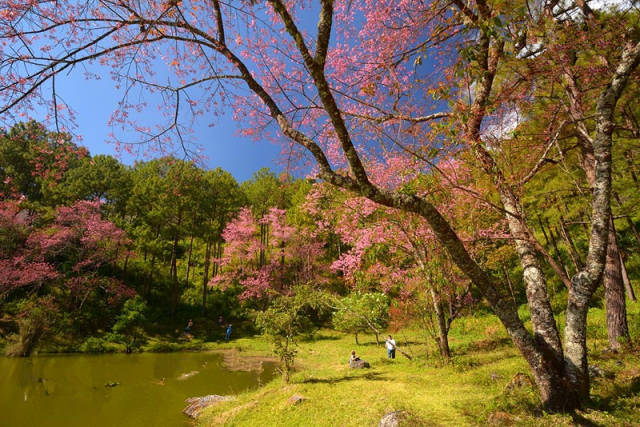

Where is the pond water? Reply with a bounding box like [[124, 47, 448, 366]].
[[0, 351, 276, 427]]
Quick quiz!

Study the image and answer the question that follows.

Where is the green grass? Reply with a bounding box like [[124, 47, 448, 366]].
[[198, 301, 640, 426]]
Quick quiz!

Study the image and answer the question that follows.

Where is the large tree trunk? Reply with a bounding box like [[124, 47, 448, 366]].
[[501, 195, 564, 359], [563, 40, 640, 399], [429, 287, 451, 359], [579, 142, 631, 350], [604, 217, 630, 350], [564, 285, 592, 399]]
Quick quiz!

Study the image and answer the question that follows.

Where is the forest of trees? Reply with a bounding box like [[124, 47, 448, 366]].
[[0, 122, 304, 350]]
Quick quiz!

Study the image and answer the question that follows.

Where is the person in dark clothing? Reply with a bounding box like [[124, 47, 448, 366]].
[[225, 324, 232, 341]]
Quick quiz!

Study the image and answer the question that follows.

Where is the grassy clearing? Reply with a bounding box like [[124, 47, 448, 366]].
[[198, 301, 640, 426]]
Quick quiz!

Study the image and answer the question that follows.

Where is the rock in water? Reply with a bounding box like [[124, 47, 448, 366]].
[[177, 370, 199, 380], [182, 395, 235, 418], [379, 410, 409, 427], [349, 359, 370, 369]]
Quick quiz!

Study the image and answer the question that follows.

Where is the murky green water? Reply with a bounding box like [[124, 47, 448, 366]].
[[0, 352, 276, 427]]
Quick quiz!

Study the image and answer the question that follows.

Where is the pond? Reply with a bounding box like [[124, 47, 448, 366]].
[[0, 351, 277, 427]]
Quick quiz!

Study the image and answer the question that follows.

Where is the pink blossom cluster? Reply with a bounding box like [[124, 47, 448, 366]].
[[211, 205, 326, 300]]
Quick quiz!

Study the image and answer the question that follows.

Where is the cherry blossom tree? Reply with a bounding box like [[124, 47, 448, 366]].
[[1, 198, 135, 354], [305, 160, 491, 359], [211, 206, 326, 300], [0, 199, 134, 304]]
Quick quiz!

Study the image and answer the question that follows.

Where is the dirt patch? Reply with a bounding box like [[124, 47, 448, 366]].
[[211, 349, 278, 372], [467, 337, 511, 352]]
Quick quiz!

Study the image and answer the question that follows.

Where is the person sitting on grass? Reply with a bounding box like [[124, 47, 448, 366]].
[[182, 319, 193, 339], [349, 350, 370, 368]]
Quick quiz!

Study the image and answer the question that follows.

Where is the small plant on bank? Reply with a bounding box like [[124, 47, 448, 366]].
[[5, 296, 59, 357], [255, 286, 323, 383], [111, 296, 147, 353]]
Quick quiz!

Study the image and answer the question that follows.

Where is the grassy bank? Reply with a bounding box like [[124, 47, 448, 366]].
[[198, 302, 640, 426]]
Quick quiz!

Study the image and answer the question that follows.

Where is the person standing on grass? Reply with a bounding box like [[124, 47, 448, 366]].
[[225, 324, 232, 341], [385, 335, 396, 359], [184, 319, 193, 334]]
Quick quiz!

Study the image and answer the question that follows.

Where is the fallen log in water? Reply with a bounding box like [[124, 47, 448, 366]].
[[182, 394, 236, 418]]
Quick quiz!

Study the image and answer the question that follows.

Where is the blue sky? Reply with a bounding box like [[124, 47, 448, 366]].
[[52, 73, 282, 183], [7, 3, 326, 183], [20, 4, 332, 183]]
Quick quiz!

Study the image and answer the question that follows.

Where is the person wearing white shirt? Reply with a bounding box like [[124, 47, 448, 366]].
[[385, 335, 396, 359]]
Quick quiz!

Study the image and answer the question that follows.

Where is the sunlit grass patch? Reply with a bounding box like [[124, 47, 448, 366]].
[[198, 301, 640, 426]]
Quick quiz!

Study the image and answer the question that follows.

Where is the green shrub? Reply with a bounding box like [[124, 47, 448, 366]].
[[79, 337, 117, 353]]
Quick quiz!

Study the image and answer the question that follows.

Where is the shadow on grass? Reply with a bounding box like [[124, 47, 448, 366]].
[[591, 373, 640, 412], [300, 334, 340, 342], [300, 371, 386, 385], [568, 412, 600, 427], [454, 337, 512, 356], [357, 341, 384, 347]]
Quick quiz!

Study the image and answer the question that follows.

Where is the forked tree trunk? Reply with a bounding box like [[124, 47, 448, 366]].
[[430, 287, 451, 359], [493, 297, 579, 410], [501, 195, 563, 358]]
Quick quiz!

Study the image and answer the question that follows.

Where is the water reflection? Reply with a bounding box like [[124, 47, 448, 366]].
[[0, 352, 276, 427]]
